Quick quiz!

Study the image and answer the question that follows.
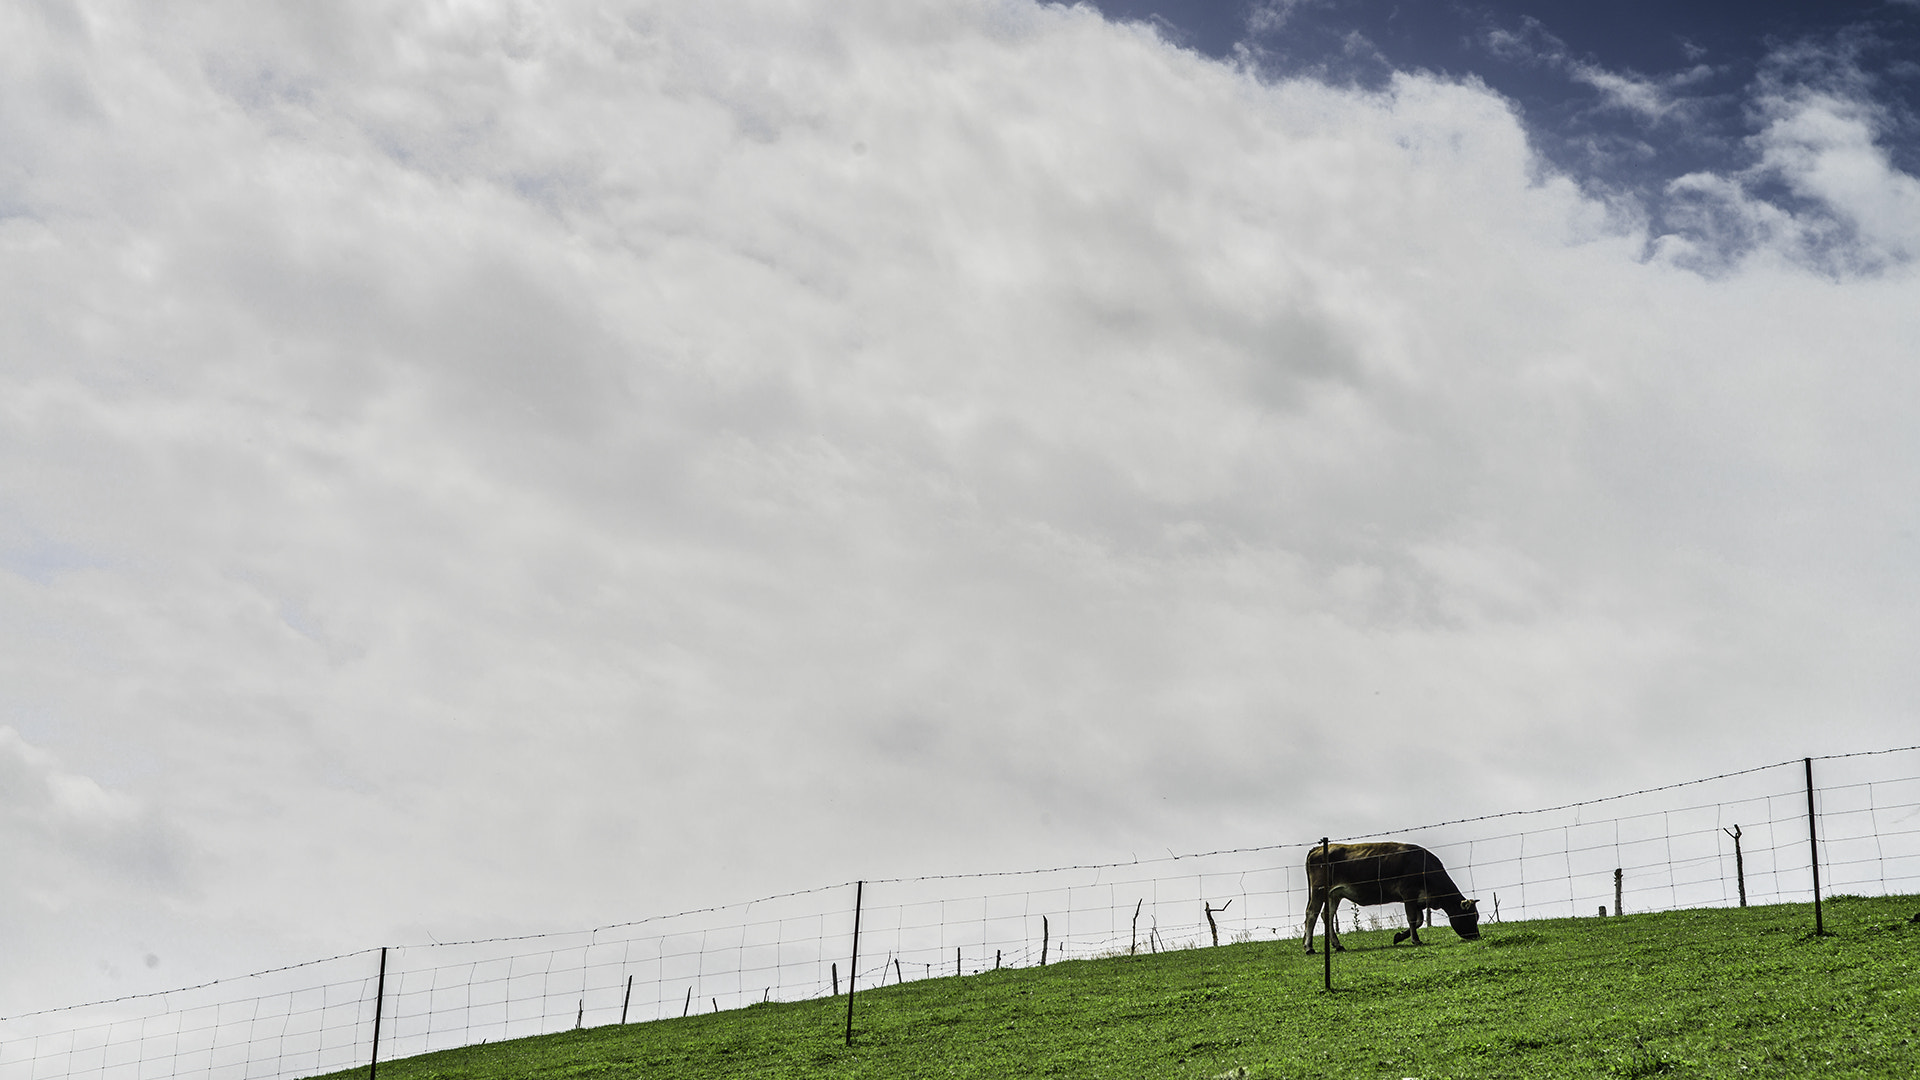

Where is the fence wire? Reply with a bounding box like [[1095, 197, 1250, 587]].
[[4, 747, 1918, 1080]]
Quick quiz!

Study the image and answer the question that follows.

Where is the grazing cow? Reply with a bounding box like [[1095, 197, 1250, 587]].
[[1302, 841, 1481, 953]]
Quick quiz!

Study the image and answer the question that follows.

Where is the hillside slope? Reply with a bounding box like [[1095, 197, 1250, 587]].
[[321, 894, 1918, 1079]]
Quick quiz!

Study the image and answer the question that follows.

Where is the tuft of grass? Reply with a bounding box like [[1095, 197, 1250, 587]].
[[1606, 1035, 1694, 1077], [317, 895, 1920, 1079]]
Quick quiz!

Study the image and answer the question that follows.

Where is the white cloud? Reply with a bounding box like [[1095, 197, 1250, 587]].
[[1483, 15, 1583, 73], [1646, 40, 1920, 271], [0, 726, 190, 1007], [2, 0, 1918, 1017], [1568, 61, 1715, 122], [1749, 87, 1920, 264], [0, 727, 162, 881], [1483, 17, 1717, 126], [1247, 0, 1326, 35]]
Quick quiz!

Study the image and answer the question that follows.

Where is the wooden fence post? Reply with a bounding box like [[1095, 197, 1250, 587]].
[[1204, 900, 1232, 947], [1724, 825, 1747, 907], [1041, 916, 1050, 966], [621, 975, 633, 1024], [1130, 899, 1144, 956], [1614, 868, 1623, 917]]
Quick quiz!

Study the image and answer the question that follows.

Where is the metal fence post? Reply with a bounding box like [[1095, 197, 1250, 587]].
[[368, 947, 388, 1080], [1806, 758, 1826, 935], [1320, 838, 1333, 992], [845, 881, 864, 1046]]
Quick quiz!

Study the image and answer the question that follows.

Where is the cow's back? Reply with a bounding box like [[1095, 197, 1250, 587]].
[[1308, 841, 1456, 906]]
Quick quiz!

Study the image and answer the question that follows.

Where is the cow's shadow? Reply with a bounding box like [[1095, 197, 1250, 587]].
[[1307, 936, 1440, 956]]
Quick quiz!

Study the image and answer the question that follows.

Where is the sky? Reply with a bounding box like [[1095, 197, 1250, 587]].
[[3, 0, 1919, 1019]]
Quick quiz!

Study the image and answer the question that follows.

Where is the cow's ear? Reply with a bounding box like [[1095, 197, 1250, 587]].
[[1462, 898, 1478, 911]]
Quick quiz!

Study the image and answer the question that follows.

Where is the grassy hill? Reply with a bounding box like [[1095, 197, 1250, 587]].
[[324, 894, 1919, 1079]]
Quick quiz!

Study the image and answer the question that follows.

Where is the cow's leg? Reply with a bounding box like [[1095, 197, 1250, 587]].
[[1392, 901, 1425, 946], [1304, 891, 1347, 953], [1327, 896, 1346, 952]]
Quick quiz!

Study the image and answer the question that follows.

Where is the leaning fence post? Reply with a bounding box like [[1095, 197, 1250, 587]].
[[621, 975, 633, 1024], [1130, 899, 1143, 956], [1041, 916, 1050, 966], [368, 947, 388, 1080], [1724, 825, 1747, 907], [845, 880, 864, 1046], [1806, 758, 1827, 936]]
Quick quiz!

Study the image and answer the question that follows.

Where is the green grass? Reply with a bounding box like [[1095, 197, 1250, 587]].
[[328, 894, 1920, 1079]]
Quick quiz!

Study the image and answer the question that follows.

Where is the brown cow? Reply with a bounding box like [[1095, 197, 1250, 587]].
[[1302, 841, 1481, 953]]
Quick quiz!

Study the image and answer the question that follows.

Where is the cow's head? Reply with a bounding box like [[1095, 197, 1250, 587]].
[[1448, 898, 1482, 941]]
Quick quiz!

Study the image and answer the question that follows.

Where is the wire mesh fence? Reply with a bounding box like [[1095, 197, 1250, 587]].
[[5, 746, 1918, 1079]]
